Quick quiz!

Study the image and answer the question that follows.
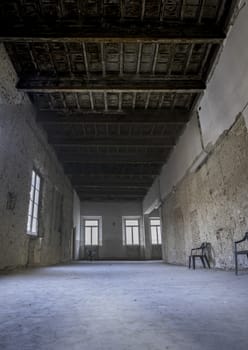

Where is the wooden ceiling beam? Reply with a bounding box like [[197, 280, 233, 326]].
[[41, 118, 186, 126], [77, 188, 147, 194], [18, 78, 205, 93], [74, 184, 149, 190], [37, 110, 190, 124], [49, 136, 176, 147], [69, 176, 154, 187], [0, 24, 225, 44], [58, 153, 167, 164], [78, 194, 145, 200], [65, 165, 159, 176]]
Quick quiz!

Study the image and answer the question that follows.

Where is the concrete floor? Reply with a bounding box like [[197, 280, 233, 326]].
[[0, 262, 248, 350]]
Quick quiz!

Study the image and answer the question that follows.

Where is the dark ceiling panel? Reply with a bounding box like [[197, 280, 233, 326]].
[[0, 0, 237, 200]]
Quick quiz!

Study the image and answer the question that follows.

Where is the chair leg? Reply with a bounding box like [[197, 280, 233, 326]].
[[204, 255, 210, 269], [193, 256, 196, 269], [189, 256, 191, 269], [235, 253, 238, 275], [200, 256, 206, 268]]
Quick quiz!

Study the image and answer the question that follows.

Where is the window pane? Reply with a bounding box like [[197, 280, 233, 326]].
[[27, 215, 31, 232], [132, 227, 139, 245], [91, 227, 98, 245], [126, 227, 132, 245], [150, 219, 160, 226], [34, 189, 40, 205], [31, 218, 38, 234], [125, 220, 139, 226], [158, 228, 162, 244], [85, 220, 98, 227], [36, 175, 40, 190], [151, 227, 157, 244], [30, 185, 35, 201], [85, 227, 91, 245], [28, 200, 33, 216], [31, 171, 36, 186], [33, 203, 38, 219]]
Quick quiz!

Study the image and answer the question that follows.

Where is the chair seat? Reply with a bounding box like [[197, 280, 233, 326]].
[[191, 254, 205, 257]]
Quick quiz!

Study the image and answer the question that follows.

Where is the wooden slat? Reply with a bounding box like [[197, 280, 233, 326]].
[[82, 43, 90, 78], [152, 43, 159, 74], [100, 43, 106, 77], [180, 0, 186, 21], [198, 0, 206, 24], [141, 0, 146, 21]]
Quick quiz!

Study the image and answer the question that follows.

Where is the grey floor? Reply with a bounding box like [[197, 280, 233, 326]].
[[0, 262, 248, 350]]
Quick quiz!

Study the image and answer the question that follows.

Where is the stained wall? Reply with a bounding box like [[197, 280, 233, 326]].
[[0, 44, 74, 270]]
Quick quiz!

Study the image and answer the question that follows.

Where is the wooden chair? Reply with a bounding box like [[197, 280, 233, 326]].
[[234, 232, 248, 275], [189, 242, 211, 269]]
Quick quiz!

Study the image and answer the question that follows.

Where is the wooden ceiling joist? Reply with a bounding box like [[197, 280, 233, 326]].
[[58, 153, 167, 164], [64, 163, 159, 175], [74, 184, 149, 190], [77, 194, 144, 200], [0, 0, 236, 201], [76, 187, 147, 194], [68, 176, 154, 187], [0, 24, 225, 44], [50, 136, 176, 147], [17, 78, 205, 93], [37, 110, 190, 124]]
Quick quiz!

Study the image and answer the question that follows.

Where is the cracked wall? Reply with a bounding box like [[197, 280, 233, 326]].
[[162, 116, 248, 269], [0, 44, 74, 270]]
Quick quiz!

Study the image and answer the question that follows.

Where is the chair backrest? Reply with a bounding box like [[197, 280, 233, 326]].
[[235, 232, 248, 245], [201, 242, 210, 249]]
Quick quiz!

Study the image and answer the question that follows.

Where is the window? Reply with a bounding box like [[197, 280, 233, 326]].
[[27, 170, 41, 236], [150, 218, 162, 245], [53, 188, 63, 232], [123, 218, 140, 245], [84, 219, 100, 246]]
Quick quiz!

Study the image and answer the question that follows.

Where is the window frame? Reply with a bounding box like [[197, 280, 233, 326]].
[[82, 216, 102, 246], [150, 217, 162, 245], [122, 216, 141, 246], [27, 169, 42, 236]]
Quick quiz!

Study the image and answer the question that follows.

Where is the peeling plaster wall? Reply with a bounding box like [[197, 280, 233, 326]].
[[0, 44, 29, 105], [142, 2, 248, 270], [0, 44, 74, 270], [162, 117, 248, 269], [199, 1, 248, 148]]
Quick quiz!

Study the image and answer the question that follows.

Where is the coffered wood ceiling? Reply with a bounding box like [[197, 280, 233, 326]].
[[0, 0, 237, 200]]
